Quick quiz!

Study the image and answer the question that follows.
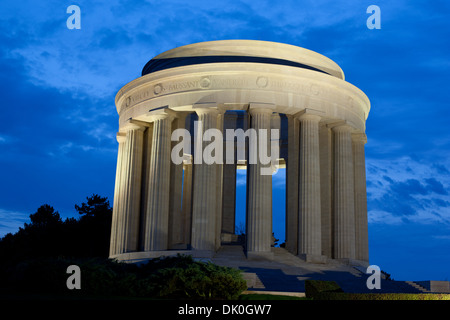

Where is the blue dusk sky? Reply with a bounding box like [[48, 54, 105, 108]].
[[1, 1, 449, 281]]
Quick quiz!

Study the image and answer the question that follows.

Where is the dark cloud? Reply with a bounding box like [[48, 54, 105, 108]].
[[425, 178, 448, 195], [433, 163, 450, 175], [369, 177, 449, 217], [0, 26, 117, 219]]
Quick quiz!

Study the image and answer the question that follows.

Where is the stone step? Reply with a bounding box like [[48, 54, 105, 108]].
[[211, 245, 435, 294], [405, 281, 430, 293], [242, 272, 266, 289]]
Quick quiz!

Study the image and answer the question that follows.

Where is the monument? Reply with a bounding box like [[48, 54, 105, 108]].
[[109, 40, 370, 266]]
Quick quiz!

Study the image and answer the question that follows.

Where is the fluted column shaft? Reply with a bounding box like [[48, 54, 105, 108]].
[[246, 108, 273, 254], [144, 115, 173, 251], [297, 114, 322, 257], [215, 112, 224, 250], [109, 133, 126, 256], [169, 114, 187, 249], [191, 108, 219, 251], [353, 133, 369, 262], [110, 125, 145, 254], [333, 125, 356, 260], [286, 115, 299, 254], [182, 160, 193, 245]]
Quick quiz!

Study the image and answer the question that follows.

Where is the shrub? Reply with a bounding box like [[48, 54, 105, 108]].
[[305, 280, 342, 299], [0, 255, 247, 300], [135, 255, 247, 299], [305, 280, 450, 300]]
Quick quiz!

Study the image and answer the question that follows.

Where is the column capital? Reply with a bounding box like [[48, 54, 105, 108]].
[[148, 106, 177, 122], [193, 102, 222, 116], [296, 113, 322, 122], [116, 132, 126, 143], [352, 132, 368, 143], [120, 120, 147, 132], [294, 108, 324, 122], [328, 121, 354, 133], [248, 102, 275, 115]]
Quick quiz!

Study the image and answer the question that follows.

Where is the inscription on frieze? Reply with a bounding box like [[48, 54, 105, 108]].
[[211, 78, 249, 88], [122, 75, 329, 111]]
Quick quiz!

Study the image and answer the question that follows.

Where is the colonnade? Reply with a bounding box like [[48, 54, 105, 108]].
[[109, 105, 369, 263]]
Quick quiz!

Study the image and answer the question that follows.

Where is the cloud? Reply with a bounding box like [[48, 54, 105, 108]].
[[0, 209, 29, 238], [366, 156, 450, 225]]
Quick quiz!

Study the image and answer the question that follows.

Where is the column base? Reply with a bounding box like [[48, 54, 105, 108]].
[[110, 249, 216, 264], [169, 243, 189, 250], [298, 253, 327, 264], [246, 251, 274, 261], [221, 233, 240, 244]]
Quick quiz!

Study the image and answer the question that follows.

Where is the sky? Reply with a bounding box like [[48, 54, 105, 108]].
[[0, 0, 449, 282]]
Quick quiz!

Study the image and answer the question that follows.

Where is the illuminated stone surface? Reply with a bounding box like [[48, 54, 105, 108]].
[[109, 40, 370, 265]]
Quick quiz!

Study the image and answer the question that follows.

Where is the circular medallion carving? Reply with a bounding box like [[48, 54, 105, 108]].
[[154, 84, 163, 95], [256, 76, 268, 88], [200, 77, 211, 88], [310, 84, 320, 95]]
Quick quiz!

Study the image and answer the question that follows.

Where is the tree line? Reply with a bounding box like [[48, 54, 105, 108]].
[[0, 194, 112, 264]]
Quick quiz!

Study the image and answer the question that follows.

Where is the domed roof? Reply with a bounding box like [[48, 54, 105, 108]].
[[142, 40, 345, 80]]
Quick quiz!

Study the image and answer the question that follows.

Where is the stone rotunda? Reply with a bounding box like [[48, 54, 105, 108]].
[[109, 40, 370, 266]]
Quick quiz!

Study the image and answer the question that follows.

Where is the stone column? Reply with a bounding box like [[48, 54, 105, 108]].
[[215, 112, 224, 250], [353, 133, 369, 262], [109, 132, 126, 257], [285, 115, 299, 255], [191, 106, 219, 253], [139, 124, 153, 250], [143, 113, 173, 251], [332, 124, 356, 260], [246, 106, 273, 259], [169, 113, 187, 249], [319, 124, 333, 259], [182, 158, 193, 246], [222, 112, 238, 236], [110, 124, 145, 255], [297, 113, 325, 263]]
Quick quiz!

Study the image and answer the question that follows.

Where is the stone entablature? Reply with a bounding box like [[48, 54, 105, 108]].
[[116, 63, 369, 133]]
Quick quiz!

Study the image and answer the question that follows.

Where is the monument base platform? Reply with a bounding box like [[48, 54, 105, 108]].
[[297, 253, 327, 264], [246, 251, 274, 261], [110, 249, 216, 264]]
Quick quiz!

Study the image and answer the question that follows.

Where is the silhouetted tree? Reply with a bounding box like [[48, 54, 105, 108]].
[[75, 194, 111, 218], [25, 204, 62, 228], [0, 194, 113, 264], [74, 194, 112, 257]]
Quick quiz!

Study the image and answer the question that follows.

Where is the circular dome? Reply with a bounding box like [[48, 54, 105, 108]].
[[142, 40, 345, 80]]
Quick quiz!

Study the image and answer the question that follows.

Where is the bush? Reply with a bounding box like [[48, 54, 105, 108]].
[[134, 255, 247, 299], [305, 280, 342, 299], [304, 280, 450, 300], [0, 255, 247, 300]]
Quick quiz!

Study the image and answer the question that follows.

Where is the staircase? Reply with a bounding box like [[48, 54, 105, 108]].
[[211, 245, 430, 294], [405, 281, 430, 293]]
